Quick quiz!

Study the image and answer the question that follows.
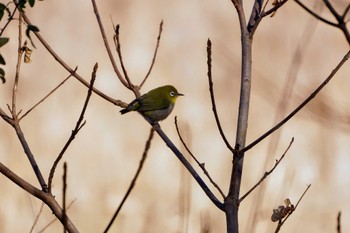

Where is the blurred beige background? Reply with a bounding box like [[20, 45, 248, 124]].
[[1, 0, 350, 232]]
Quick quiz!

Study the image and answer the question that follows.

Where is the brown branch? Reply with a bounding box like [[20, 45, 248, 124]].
[[243, 49, 350, 153], [294, 0, 338, 27], [37, 200, 77, 233], [140, 20, 163, 88], [239, 137, 294, 202], [294, 0, 350, 43], [19, 67, 77, 121], [11, 12, 23, 116], [112, 24, 132, 87], [62, 162, 68, 233], [274, 184, 311, 233], [90, 0, 129, 88], [175, 117, 225, 199], [104, 128, 155, 233], [260, 0, 290, 18], [207, 39, 235, 153], [48, 63, 98, 193], [0, 162, 78, 232], [150, 122, 225, 211], [7, 18, 49, 191], [20, 12, 125, 108]]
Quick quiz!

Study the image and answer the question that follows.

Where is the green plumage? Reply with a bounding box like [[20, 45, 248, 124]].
[[120, 85, 183, 123]]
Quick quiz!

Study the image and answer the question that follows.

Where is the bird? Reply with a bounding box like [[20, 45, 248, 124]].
[[120, 85, 184, 124]]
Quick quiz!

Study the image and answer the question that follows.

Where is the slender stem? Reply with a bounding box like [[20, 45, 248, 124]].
[[239, 138, 294, 202], [19, 68, 77, 121], [140, 20, 163, 88], [243, 49, 350, 153], [11, 12, 23, 115], [90, 0, 128, 88], [175, 117, 226, 199], [20, 12, 125, 107], [152, 123, 225, 211], [207, 39, 235, 153]]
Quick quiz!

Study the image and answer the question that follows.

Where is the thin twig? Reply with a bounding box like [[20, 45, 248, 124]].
[[11, 11, 23, 116], [140, 20, 163, 88], [48, 63, 98, 193], [294, 0, 338, 27], [20, 12, 126, 108], [342, 3, 350, 19], [274, 184, 311, 233], [150, 121, 225, 211], [113, 24, 133, 89], [175, 117, 225, 199], [243, 49, 350, 153], [29, 202, 44, 233], [239, 137, 294, 202], [104, 128, 155, 233], [261, 0, 290, 18], [19, 67, 77, 121], [62, 162, 68, 233], [206, 39, 235, 153], [91, 0, 132, 90]]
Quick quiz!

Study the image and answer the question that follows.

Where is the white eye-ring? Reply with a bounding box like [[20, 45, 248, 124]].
[[170, 91, 175, 97]]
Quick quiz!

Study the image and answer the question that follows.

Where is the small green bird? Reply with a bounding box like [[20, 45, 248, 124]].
[[120, 85, 184, 123]]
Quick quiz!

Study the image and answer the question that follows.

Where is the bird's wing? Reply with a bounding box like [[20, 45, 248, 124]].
[[138, 95, 170, 112]]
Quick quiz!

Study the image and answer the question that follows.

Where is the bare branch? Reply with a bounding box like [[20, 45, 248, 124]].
[[239, 138, 294, 202], [207, 39, 235, 153], [175, 117, 225, 199], [90, 0, 129, 88], [62, 162, 68, 233], [112, 24, 134, 90], [48, 63, 98, 193], [261, 0, 290, 18], [274, 184, 311, 233], [37, 200, 77, 233], [11, 12, 24, 115], [150, 122, 225, 211], [342, 3, 350, 19], [140, 20, 163, 88], [243, 49, 350, 153], [0, 161, 78, 232], [294, 0, 338, 27], [104, 128, 155, 233], [20, 12, 125, 108], [19, 67, 77, 121]]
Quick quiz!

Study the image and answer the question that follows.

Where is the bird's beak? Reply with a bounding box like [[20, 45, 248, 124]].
[[178, 93, 184, 96]]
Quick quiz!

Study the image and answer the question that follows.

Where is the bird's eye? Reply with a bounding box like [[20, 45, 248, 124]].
[[170, 91, 175, 97]]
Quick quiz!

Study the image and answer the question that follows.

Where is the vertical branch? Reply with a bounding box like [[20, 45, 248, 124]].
[[226, 2, 252, 233], [62, 162, 68, 233], [11, 11, 23, 114]]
